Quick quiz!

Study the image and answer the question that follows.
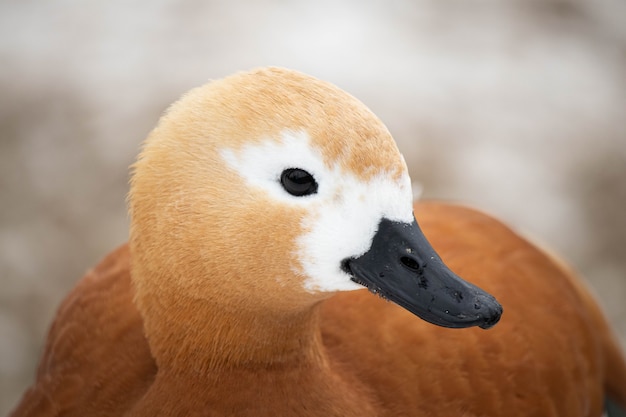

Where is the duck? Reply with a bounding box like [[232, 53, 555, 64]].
[[10, 67, 626, 417]]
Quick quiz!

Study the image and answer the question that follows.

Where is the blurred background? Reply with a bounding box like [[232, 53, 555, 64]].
[[1, 0, 625, 413]]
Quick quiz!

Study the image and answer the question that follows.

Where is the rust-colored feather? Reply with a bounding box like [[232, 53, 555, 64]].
[[11, 202, 626, 416], [11, 246, 156, 417]]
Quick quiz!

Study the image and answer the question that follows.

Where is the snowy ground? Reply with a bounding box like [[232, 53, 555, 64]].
[[1, 0, 625, 413]]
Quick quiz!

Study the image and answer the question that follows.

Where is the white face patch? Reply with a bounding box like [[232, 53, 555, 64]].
[[221, 130, 414, 293]]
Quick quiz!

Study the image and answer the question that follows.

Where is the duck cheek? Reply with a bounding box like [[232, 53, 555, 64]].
[[296, 212, 375, 294], [170, 194, 305, 300]]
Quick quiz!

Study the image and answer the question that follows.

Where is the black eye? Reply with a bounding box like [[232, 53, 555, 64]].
[[280, 168, 318, 197]]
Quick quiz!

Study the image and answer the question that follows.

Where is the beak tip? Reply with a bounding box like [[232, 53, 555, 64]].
[[476, 297, 503, 330]]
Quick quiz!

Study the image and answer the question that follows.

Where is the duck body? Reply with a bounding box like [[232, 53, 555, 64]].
[[10, 67, 626, 416], [12, 202, 626, 416]]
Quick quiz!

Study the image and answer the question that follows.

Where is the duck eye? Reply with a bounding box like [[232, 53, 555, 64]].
[[280, 168, 318, 197]]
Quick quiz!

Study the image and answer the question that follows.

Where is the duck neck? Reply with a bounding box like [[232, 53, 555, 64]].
[[139, 292, 327, 376]]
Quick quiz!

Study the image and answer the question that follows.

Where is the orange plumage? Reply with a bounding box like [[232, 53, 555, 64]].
[[10, 68, 626, 416], [11, 202, 626, 416]]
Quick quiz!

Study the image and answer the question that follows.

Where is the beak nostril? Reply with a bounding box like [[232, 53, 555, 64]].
[[400, 256, 421, 273]]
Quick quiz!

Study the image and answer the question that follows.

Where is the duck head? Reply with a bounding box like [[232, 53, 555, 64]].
[[129, 67, 501, 338]]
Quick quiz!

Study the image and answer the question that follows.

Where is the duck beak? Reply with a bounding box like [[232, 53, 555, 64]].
[[342, 217, 502, 329]]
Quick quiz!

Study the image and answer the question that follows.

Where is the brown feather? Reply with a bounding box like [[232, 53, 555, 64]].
[[10, 67, 626, 416], [11, 202, 626, 416]]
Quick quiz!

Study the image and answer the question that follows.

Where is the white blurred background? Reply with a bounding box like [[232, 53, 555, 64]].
[[1, 0, 625, 413]]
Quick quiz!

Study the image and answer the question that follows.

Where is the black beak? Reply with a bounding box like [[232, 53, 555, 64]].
[[342, 217, 502, 329]]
